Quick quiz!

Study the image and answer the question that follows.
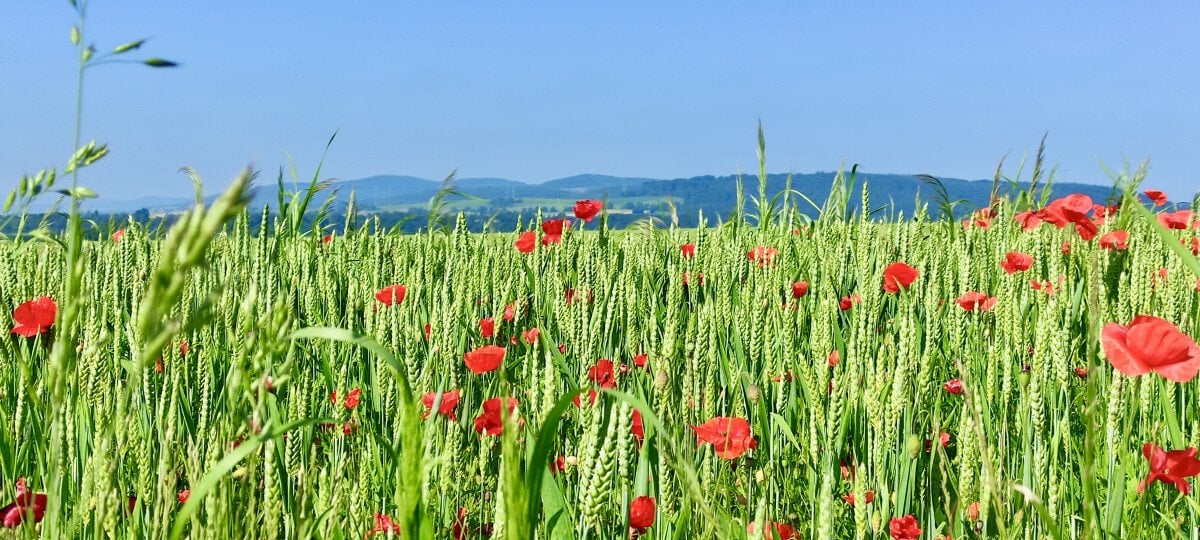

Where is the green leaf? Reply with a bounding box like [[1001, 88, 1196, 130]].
[[1012, 484, 1065, 540], [770, 412, 803, 453], [113, 39, 146, 54], [167, 417, 325, 540], [1104, 460, 1127, 536], [290, 327, 413, 403], [144, 58, 178, 68], [524, 387, 585, 529]]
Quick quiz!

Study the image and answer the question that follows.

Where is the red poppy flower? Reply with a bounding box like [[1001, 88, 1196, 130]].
[[1061, 240, 1071, 254], [956, 292, 997, 312], [1074, 366, 1088, 378], [839, 294, 862, 311], [1144, 189, 1168, 206], [792, 281, 810, 298], [423, 323, 432, 341], [515, 231, 536, 253], [502, 304, 516, 322], [1037, 194, 1101, 240], [840, 461, 856, 481], [322, 234, 333, 244], [564, 288, 593, 305], [522, 328, 540, 344], [1102, 315, 1200, 382], [558, 343, 568, 354], [421, 390, 460, 420], [1186, 237, 1200, 256], [632, 409, 644, 445], [112, 228, 126, 242], [331, 388, 362, 410], [1000, 251, 1033, 274], [550, 455, 567, 475], [588, 359, 617, 389], [452, 507, 468, 540], [479, 317, 495, 339], [573, 200, 603, 222], [542, 218, 571, 236], [177, 490, 190, 504], [1, 479, 47, 528], [629, 496, 655, 531], [1139, 443, 1200, 494], [827, 350, 840, 367], [632, 353, 648, 368], [464, 345, 506, 375], [10, 297, 56, 337], [374, 284, 407, 306], [346, 388, 362, 410], [747, 246, 778, 267], [882, 262, 919, 293], [1098, 230, 1129, 251], [1092, 203, 1118, 224], [692, 417, 757, 459], [1050, 194, 1095, 223], [681, 243, 696, 259], [367, 513, 402, 537], [944, 378, 964, 395], [1014, 210, 1042, 232], [963, 207, 993, 229], [1159, 210, 1195, 230], [747, 522, 800, 540], [967, 501, 981, 521], [573, 391, 598, 408], [1074, 219, 1099, 241], [473, 397, 519, 436], [841, 490, 875, 506], [889, 515, 922, 540]]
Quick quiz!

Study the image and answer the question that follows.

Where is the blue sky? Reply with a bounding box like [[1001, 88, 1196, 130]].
[[1, 1, 1198, 201]]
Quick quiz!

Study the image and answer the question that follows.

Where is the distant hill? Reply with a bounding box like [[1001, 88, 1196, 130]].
[[62, 171, 1137, 225], [299, 171, 1121, 220]]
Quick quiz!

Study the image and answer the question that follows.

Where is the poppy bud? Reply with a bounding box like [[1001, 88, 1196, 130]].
[[905, 434, 923, 458], [654, 370, 669, 392]]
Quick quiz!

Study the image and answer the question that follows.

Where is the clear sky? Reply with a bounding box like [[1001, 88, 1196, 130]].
[[2, 1, 1198, 201]]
